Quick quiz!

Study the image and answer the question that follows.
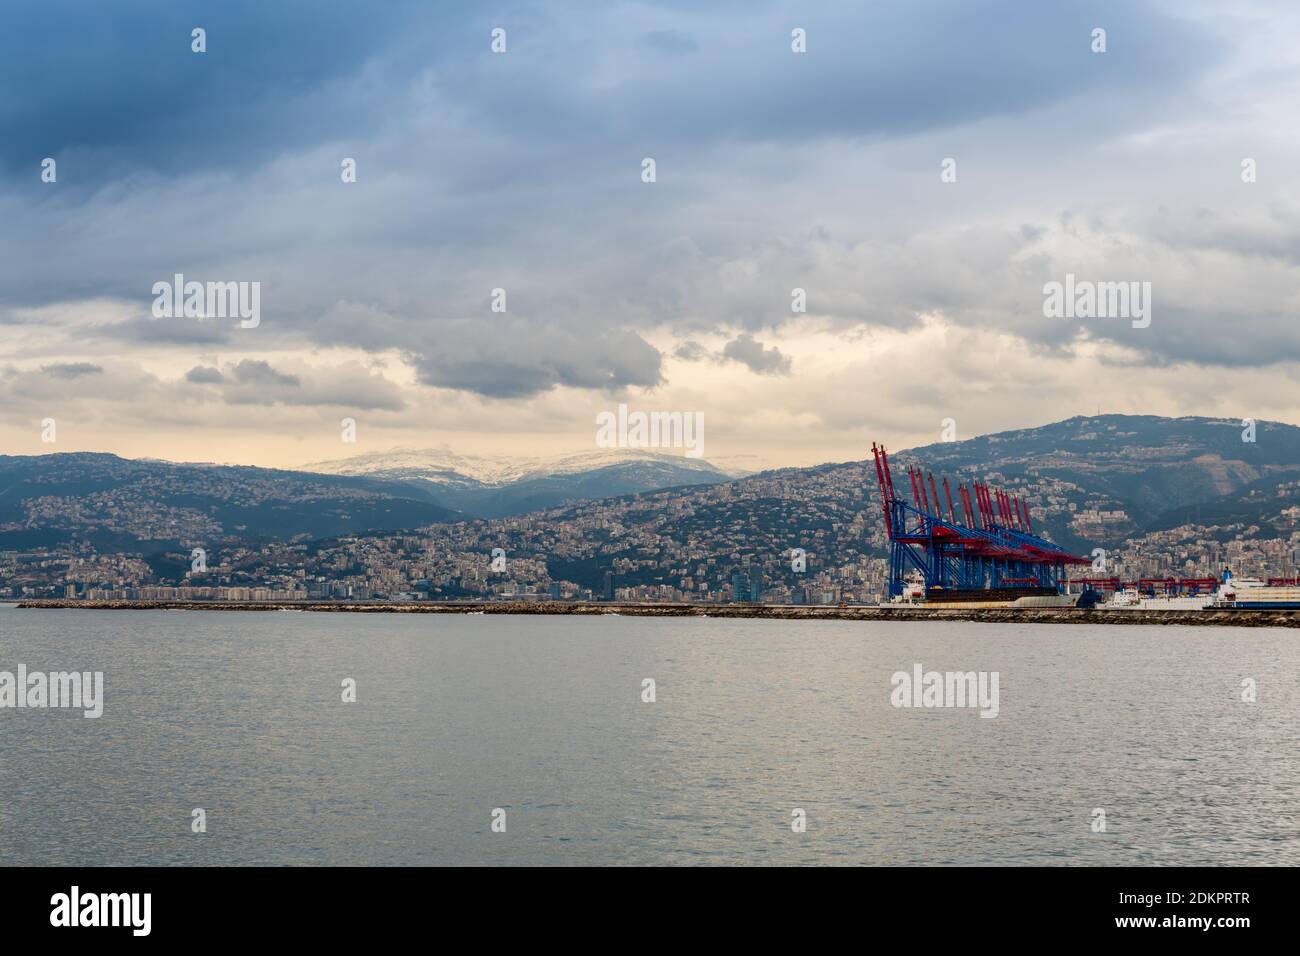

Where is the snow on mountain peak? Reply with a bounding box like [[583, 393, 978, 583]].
[[300, 446, 727, 487]]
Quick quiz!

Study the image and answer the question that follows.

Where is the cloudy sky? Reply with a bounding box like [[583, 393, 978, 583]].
[[3, 0, 1299, 471]]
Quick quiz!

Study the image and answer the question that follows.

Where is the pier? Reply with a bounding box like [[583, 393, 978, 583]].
[[13, 599, 1300, 627]]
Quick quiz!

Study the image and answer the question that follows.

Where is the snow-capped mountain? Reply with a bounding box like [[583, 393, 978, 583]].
[[304, 448, 547, 489], [299, 447, 733, 518]]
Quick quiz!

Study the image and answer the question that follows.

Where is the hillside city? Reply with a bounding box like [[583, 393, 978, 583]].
[[4, 457, 1298, 603]]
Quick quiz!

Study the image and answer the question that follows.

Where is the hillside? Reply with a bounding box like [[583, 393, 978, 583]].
[[897, 415, 1300, 552], [0, 453, 460, 551], [3, 415, 1299, 596]]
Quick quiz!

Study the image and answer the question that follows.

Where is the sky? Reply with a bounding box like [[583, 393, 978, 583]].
[[2, 0, 1299, 472]]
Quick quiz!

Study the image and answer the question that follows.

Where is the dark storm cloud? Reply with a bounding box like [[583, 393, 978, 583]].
[[0, 0, 1261, 405], [1, 0, 1202, 176], [0, 0, 431, 178]]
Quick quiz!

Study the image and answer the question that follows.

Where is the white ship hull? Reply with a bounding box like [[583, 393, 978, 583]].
[[1107, 595, 1213, 610], [1216, 585, 1300, 609]]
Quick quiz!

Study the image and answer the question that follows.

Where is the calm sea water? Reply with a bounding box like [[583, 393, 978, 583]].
[[0, 606, 1296, 866]]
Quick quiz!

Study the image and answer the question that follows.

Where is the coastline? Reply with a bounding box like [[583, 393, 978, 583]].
[[11, 599, 1300, 627]]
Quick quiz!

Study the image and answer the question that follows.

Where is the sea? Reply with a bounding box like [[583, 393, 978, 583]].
[[1, 606, 1296, 866]]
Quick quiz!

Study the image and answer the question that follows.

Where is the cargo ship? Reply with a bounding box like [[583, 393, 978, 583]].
[[1211, 575, 1300, 610], [1103, 570, 1300, 611], [889, 573, 1093, 608], [1107, 587, 1214, 610], [922, 585, 1089, 609]]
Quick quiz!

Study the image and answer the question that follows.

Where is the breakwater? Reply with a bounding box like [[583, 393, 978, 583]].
[[13, 599, 1299, 627]]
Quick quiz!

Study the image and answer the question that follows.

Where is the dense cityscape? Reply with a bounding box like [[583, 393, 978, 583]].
[[4, 456, 1298, 604]]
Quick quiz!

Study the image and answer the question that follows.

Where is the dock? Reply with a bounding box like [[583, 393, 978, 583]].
[[12, 599, 1300, 627]]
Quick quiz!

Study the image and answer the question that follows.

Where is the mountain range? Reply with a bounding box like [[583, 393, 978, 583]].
[[0, 447, 732, 552], [3, 416, 1298, 566], [299, 447, 732, 518]]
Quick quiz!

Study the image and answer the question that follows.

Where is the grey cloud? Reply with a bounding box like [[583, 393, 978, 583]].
[[673, 341, 708, 361], [0, 0, 1212, 191], [42, 362, 103, 379], [0, 0, 430, 178], [434, 1, 1211, 148], [217, 360, 405, 411], [185, 366, 224, 384], [0, 0, 1282, 428], [230, 360, 300, 388], [98, 317, 237, 347], [410, 322, 663, 399], [640, 30, 698, 55], [0, 362, 166, 408], [722, 333, 792, 376]]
